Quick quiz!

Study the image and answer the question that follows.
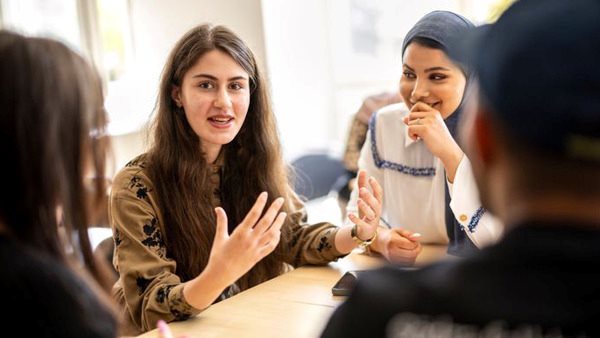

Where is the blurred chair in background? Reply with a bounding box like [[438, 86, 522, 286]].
[[291, 152, 347, 202]]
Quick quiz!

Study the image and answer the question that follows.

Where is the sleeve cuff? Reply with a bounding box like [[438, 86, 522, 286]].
[[168, 284, 203, 320]]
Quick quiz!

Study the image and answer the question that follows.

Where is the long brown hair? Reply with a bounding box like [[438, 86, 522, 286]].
[[147, 24, 291, 290], [0, 31, 112, 290]]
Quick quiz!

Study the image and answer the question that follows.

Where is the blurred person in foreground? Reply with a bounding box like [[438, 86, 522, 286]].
[[321, 0, 600, 336], [0, 29, 117, 337], [0, 30, 179, 338]]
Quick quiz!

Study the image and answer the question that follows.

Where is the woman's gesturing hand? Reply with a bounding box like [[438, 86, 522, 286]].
[[207, 192, 287, 286], [347, 170, 383, 242]]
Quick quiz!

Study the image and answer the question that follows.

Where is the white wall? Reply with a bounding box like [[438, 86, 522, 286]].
[[261, 0, 337, 161]]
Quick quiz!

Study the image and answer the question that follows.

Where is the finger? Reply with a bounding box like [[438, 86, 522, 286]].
[[409, 101, 435, 113], [396, 229, 422, 243], [389, 231, 419, 250], [356, 170, 369, 219], [389, 236, 421, 254], [357, 198, 376, 221], [406, 112, 430, 123], [239, 191, 268, 230], [368, 176, 384, 205], [214, 207, 229, 242], [357, 170, 368, 191], [391, 239, 419, 251], [406, 125, 426, 141], [408, 232, 422, 241], [253, 197, 285, 233], [359, 187, 381, 216], [157, 320, 174, 338], [259, 212, 285, 247], [348, 213, 377, 240], [407, 116, 430, 126], [388, 247, 420, 260], [259, 212, 286, 255]]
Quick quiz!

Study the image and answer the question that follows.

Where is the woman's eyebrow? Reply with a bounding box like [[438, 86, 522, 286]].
[[403, 64, 450, 73], [424, 66, 451, 73], [191, 74, 248, 81]]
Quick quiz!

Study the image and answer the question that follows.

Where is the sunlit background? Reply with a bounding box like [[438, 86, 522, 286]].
[[0, 0, 514, 172]]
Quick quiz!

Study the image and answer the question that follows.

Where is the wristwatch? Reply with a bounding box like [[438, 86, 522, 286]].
[[351, 223, 377, 249]]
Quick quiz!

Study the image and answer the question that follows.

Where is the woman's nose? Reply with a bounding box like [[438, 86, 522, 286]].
[[410, 79, 430, 103], [214, 88, 232, 109]]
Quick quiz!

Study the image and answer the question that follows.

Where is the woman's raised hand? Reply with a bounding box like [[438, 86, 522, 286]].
[[404, 102, 457, 156], [403, 102, 464, 181], [206, 192, 287, 286], [347, 170, 383, 242]]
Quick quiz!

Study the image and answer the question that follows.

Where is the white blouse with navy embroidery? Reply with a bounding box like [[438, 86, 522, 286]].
[[345, 102, 502, 248]]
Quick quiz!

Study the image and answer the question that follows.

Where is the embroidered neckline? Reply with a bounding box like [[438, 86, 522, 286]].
[[369, 112, 436, 177]]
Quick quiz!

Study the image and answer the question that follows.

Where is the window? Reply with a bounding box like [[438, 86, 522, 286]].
[[1, 0, 145, 136], [1, 0, 82, 52]]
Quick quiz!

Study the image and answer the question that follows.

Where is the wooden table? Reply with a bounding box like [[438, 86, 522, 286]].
[[136, 245, 449, 338]]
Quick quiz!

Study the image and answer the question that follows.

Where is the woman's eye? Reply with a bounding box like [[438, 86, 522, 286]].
[[403, 71, 416, 79], [229, 82, 243, 90], [430, 74, 447, 81], [198, 82, 214, 89]]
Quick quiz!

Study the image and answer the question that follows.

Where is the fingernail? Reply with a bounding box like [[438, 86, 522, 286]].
[[157, 320, 167, 332]]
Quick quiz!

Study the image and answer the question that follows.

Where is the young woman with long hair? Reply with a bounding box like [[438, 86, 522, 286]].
[[109, 24, 382, 334]]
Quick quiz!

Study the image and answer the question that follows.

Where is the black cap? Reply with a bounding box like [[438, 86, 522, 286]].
[[450, 0, 600, 162]]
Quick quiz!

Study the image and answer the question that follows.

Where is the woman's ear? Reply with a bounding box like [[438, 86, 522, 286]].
[[171, 85, 182, 108]]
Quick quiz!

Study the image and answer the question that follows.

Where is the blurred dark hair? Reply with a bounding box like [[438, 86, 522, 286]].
[[0, 30, 112, 289]]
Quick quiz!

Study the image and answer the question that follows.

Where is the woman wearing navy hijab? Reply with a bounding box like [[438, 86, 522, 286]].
[[344, 10, 502, 262]]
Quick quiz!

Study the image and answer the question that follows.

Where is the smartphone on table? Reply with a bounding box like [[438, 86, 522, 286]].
[[331, 266, 419, 296], [331, 270, 364, 296]]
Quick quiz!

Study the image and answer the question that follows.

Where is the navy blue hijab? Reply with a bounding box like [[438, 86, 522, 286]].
[[402, 11, 477, 256]]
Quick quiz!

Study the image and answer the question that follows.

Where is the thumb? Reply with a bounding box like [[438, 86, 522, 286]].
[[214, 207, 229, 243]]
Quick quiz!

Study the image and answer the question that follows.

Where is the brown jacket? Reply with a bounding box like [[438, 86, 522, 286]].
[[109, 154, 345, 335]]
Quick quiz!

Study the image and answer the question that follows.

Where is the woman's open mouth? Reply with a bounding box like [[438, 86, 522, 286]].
[[208, 116, 234, 128]]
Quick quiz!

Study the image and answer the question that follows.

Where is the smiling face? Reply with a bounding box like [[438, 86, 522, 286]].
[[172, 49, 251, 162], [400, 42, 466, 118]]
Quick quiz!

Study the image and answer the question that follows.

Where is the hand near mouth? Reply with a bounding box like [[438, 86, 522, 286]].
[[403, 102, 464, 182]]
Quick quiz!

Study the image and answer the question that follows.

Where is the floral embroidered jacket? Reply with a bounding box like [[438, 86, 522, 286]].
[[109, 154, 344, 335]]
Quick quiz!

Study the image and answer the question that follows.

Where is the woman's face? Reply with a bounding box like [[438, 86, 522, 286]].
[[400, 42, 466, 118], [172, 49, 251, 157]]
